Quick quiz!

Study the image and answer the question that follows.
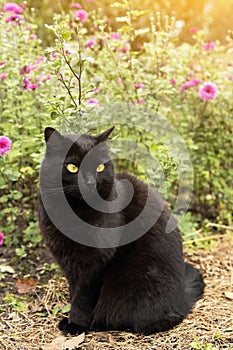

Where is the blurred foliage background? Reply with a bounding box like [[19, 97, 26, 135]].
[[28, 0, 233, 47], [0, 0, 233, 247]]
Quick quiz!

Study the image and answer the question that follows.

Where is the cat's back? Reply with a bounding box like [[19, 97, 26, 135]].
[[115, 172, 174, 229], [115, 172, 183, 264]]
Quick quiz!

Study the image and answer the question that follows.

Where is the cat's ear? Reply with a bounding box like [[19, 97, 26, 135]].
[[44, 127, 63, 150], [44, 126, 62, 142], [96, 126, 115, 143]]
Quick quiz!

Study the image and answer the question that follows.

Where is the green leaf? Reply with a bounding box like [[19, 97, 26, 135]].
[[52, 305, 61, 316], [62, 303, 71, 314], [0, 265, 15, 274], [190, 342, 201, 349], [15, 246, 27, 258]]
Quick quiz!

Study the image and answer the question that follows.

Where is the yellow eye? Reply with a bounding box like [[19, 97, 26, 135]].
[[96, 164, 105, 173], [66, 163, 79, 173]]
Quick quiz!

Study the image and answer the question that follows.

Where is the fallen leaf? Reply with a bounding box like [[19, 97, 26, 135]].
[[43, 336, 66, 350], [224, 291, 233, 300], [43, 333, 85, 350], [62, 333, 85, 349], [15, 277, 37, 294]]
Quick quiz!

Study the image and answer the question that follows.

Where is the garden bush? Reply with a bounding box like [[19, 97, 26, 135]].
[[0, 1, 54, 245], [0, 0, 233, 249]]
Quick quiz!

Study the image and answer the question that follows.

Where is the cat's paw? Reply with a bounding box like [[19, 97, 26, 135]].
[[58, 317, 88, 335]]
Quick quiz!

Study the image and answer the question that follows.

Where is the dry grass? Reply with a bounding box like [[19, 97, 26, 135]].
[[0, 234, 232, 350]]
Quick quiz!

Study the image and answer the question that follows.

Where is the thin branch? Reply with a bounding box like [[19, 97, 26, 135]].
[[61, 44, 80, 82], [206, 223, 233, 231], [77, 34, 83, 107], [57, 72, 78, 109], [184, 233, 224, 245]]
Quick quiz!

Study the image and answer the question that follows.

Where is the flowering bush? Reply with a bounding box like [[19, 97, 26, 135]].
[[0, 0, 233, 247], [0, 0, 54, 245], [44, 1, 233, 228]]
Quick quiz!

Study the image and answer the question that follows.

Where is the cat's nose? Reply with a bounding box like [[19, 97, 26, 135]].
[[86, 180, 96, 190]]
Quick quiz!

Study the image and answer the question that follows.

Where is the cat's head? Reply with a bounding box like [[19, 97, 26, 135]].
[[41, 126, 115, 201]]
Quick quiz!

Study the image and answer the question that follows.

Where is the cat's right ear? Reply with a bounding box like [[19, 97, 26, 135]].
[[44, 127, 63, 150], [44, 127, 58, 142], [96, 126, 115, 143]]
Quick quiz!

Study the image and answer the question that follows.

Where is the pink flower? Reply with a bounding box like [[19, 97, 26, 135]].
[[30, 34, 37, 40], [3, 2, 23, 14], [6, 14, 25, 24], [204, 41, 216, 51], [190, 27, 199, 33], [120, 42, 130, 53], [0, 232, 4, 246], [20, 63, 39, 75], [20, 3, 27, 9], [38, 74, 51, 82], [199, 82, 218, 101], [20, 65, 32, 75], [0, 73, 7, 81], [74, 10, 88, 22], [170, 79, 176, 85], [111, 32, 121, 40], [70, 3, 82, 9], [229, 76, 233, 81], [65, 49, 72, 55], [0, 62, 5, 66], [36, 56, 44, 64], [191, 79, 202, 86], [0, 136, 12, 155], [93, 87, 100, 93], [132, 98, 145, 104], [180, 82, 190, 92], [51, 52, 57, 58], [23, 78, 38, 90], [86, 98, 99, 106], [84, 39, 96, 48], [117, 78, 122, 84], [134, 83, 144, 89], [180, 79, 202, 92], [27, 83, 38, 90]]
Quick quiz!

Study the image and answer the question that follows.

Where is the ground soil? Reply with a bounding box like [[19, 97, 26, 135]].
[[0, 234, 232, 350]]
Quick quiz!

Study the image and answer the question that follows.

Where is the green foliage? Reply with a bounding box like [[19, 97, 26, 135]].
[[190, 341, 218, 350], [0, 0, 233, 247], [43, 1, 233, 229], [27, 0, 233, 46], [52, 303, 71, 317], [0, 0, 53, 245], [3, 294, 28, 312]]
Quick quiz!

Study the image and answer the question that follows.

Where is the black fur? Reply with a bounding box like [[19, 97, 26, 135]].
[[38, 127, 204, 335]]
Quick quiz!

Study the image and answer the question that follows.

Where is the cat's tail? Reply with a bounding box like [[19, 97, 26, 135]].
[[184, 262, 205, 309]]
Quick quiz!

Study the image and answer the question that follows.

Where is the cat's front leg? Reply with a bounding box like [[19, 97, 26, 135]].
[[58, 279, 101, 335], [58, 315, 89, 335]]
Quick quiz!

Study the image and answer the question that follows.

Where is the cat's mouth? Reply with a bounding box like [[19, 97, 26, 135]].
[[63, 184, 101, 201]]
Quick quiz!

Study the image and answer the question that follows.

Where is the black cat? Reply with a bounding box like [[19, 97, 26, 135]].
[[38, 126, 204, 336]]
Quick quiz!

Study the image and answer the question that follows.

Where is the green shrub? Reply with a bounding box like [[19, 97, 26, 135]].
[[44, 2, 233, 227], [0, 0, 233, 248], [0, 1, 53, 245]]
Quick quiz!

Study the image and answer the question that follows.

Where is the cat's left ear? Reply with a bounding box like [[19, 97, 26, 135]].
[[96, 126, 115, 143], [44, 127, 64, 152]]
